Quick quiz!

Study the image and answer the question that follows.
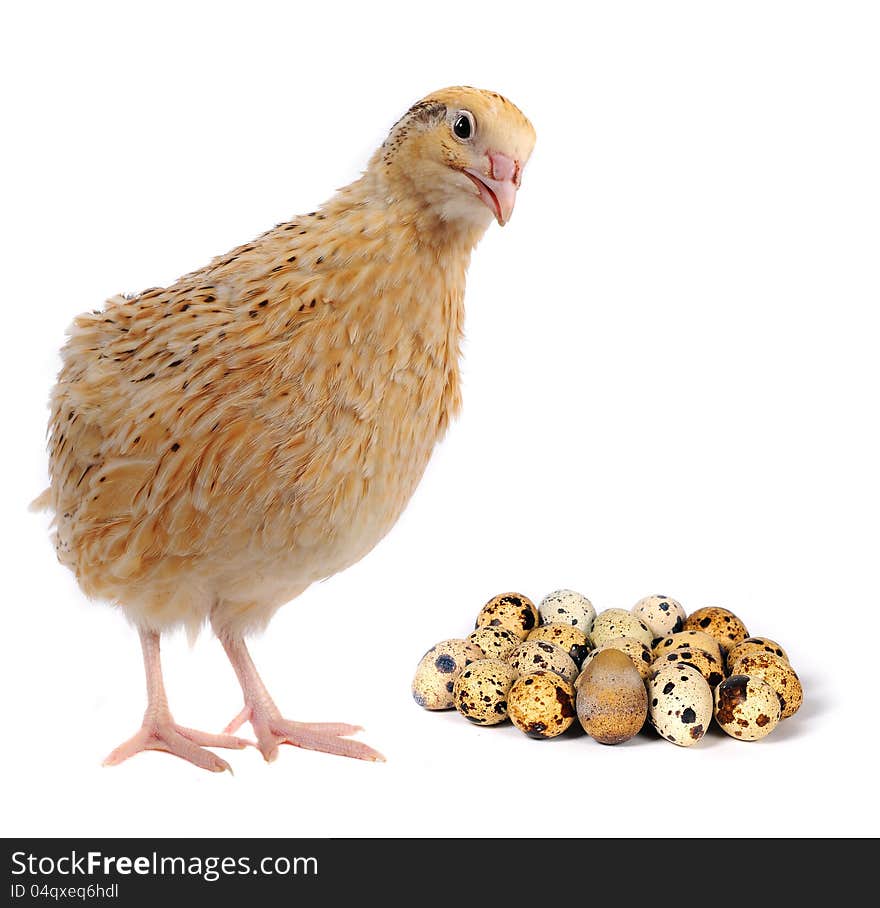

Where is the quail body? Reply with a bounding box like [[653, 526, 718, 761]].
[[37, 87, 535, 770]]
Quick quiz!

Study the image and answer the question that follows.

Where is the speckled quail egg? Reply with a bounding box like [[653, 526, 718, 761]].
[[714, 674, 781, 740], [412, 639, 485, 710], [453, 658, 517, 726], [727, 637, 789, 666], [538, 589, 596, 634], [576, 649, 647, 744], [652, 630, 723, 663], [648, 662, 713, 747], [508, 640, 579, 683], [728, 652, 802, 719], [468, 626, 521, 662], [580, 636, 654, 682], [683, 606, 749, 655], [527, 623, 591, 666], [631, 594, 686, 637], [508, 671, 576, 739], [590, 609, 654, 649], [651, 647, 725, 689], [474, 592, 539, 640]]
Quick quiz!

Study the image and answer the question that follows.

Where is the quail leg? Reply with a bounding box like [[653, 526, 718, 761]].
[[103, 628, 250, 773], [218, 633, 385, 763]]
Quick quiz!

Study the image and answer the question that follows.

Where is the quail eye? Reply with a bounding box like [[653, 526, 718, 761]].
[[453, 111, 474, 141]]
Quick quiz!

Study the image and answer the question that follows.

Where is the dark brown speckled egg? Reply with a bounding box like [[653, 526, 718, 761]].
[[468, 626, 521, 661], [590, 609, 654, 648], [453, 659, 517, 726], [507, 640, 578, 683], [652, 647, 725, 689], [631, 594, 687, 637], [727, 652, 802, 719], [474, 592, 539, 641], [507, 671, 576, 739], [651, 629, 723, 663], [538, 589, 596, 634], [580, 636, 654, 682], [714, 674, 781, 740], [727, 636, 789, 666], [648, 662, 713, 747], [412, 638, 485, 710], [683, 606, 749, 655], [527, 623, 590, 667]]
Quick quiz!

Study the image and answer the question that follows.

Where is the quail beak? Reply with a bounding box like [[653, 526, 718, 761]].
[[463, 151, 521, 226]]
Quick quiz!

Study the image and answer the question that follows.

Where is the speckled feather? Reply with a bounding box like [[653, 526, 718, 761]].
[[40, 87, 535, 638]]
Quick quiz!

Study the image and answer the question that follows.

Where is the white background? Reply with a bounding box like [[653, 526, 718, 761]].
[[2, 1, 878, 838]]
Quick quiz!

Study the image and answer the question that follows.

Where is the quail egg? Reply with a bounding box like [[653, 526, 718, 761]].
[[576, 649, 647, 744], [683, 606, 749, 655], [590, 609, 654, 648], [412, 638, 485, 710], [474, 592, 539, 640], [727, 636, 789, 666], [468, 626, 521, 662], [580, 636, 654, 682], [714, 674, 781, 740], [507, 671, 576, 739], [631, 594, 686, 637], [648, 662, 713, 747], [453, 658, 517, 726], [651, 647, 725, 688], [728, 652, 802, 719], [508, 640, 579, 683], [651, 630, 723, 664], [527, 623, 591, 666], [538, 589, 596, 634]]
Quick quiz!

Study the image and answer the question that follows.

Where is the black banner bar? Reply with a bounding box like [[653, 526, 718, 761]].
[[3, 838, 868, 900]]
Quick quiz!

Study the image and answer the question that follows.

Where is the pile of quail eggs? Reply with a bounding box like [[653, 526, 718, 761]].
[[412, 591, 802, 746]]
